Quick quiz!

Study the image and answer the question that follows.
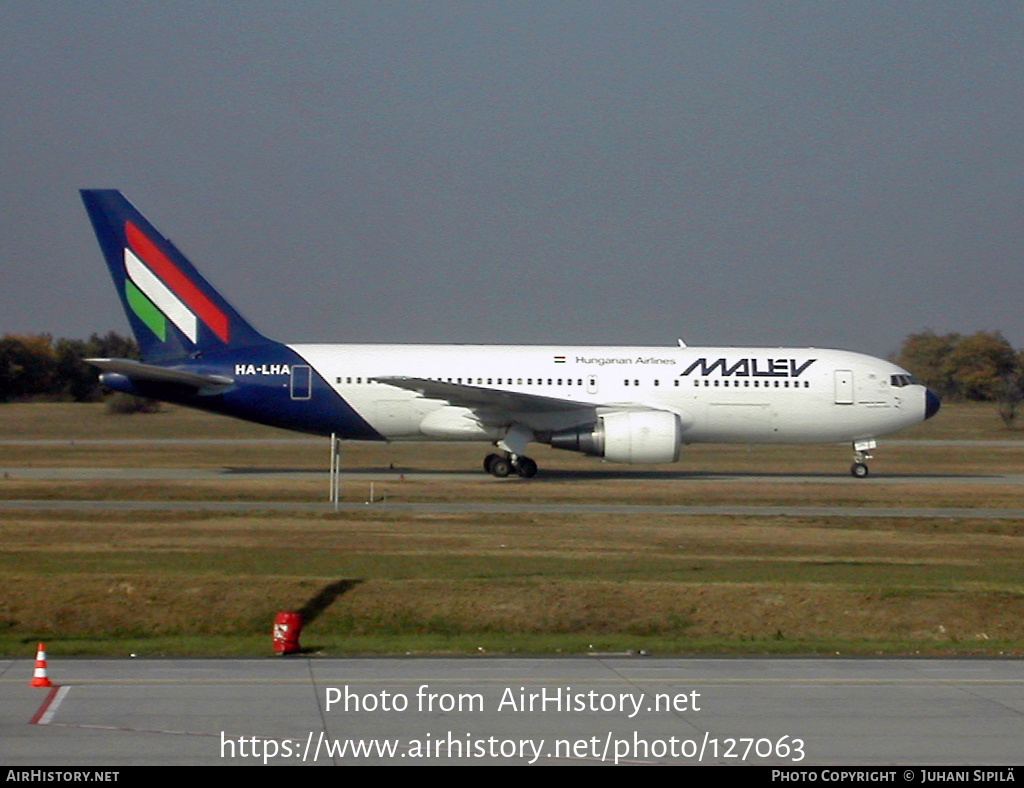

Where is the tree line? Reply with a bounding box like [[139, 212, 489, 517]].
[[892, 330, 1024, 426], [892, 330, 1023, 403], [0, 332, 139, 403]]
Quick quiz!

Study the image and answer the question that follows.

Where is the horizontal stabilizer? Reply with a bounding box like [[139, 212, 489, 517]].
[[85, 358, 235, 389]]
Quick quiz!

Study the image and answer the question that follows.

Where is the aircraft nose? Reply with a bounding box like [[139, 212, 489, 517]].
[[924, 389, 941, 420]]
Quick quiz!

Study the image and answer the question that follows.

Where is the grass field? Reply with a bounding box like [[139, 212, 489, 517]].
[[1, 401, 1023, 657]]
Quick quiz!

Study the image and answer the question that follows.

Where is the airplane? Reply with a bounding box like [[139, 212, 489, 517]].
[[80, 189, 940, 479]]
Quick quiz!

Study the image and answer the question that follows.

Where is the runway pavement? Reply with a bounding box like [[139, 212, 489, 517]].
[[2, 657, 1022, 766], [6, 465, 1024, 483], [4, 465, 1024, 517]]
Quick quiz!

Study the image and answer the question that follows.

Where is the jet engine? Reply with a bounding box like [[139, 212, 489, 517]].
[[546, 410, 682, 464]]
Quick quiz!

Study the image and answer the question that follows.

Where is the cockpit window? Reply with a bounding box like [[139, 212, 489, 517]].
[[890, 373, 920, 387]]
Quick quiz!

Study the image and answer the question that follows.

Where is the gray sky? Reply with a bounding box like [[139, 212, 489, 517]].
[[3, 2, 1023, 357]]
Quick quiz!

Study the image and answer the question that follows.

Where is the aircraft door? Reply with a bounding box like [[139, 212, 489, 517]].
[[290, 365, 312, 400], [587, 375, 598, 395], [834, 370, 854, 404]]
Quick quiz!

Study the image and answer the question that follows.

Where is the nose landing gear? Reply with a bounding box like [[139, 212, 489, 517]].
[[850, 439, 876, 478]]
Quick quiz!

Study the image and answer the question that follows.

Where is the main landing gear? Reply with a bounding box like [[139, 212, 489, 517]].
[[484, 452, 538, 479], [850, 439, 876, 478]]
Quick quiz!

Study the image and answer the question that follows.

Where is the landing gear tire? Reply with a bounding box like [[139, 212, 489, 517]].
[[485, 452, 537, 479], [489, 457, 512, 478], [851, 462, 869, 478], [515, 456, 538, 478]]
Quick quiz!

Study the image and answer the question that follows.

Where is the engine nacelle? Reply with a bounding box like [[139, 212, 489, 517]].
[[547, 410, 682, 464]]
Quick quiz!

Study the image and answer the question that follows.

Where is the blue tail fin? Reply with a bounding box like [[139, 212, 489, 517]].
[[81, 190, 271, 362]]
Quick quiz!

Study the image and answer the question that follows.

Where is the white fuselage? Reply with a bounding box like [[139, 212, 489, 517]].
[[290, 343, 929, 446]]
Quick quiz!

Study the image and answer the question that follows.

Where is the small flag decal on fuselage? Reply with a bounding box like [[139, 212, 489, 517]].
[[554, 355, 566, 363], [122, 221, 230, 343]]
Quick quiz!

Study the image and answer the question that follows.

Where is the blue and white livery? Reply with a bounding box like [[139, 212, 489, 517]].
[[81, 190, 940, 478]]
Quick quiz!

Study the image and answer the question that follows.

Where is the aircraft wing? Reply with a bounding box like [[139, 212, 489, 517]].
[[86, 358, 235, 389], [373, 376, 598, 414]]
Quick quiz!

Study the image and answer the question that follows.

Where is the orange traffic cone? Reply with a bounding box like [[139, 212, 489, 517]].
[[30, 642, 52, 688]]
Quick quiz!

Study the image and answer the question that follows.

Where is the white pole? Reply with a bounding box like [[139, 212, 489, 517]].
[[329, 433, 340, 510]]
